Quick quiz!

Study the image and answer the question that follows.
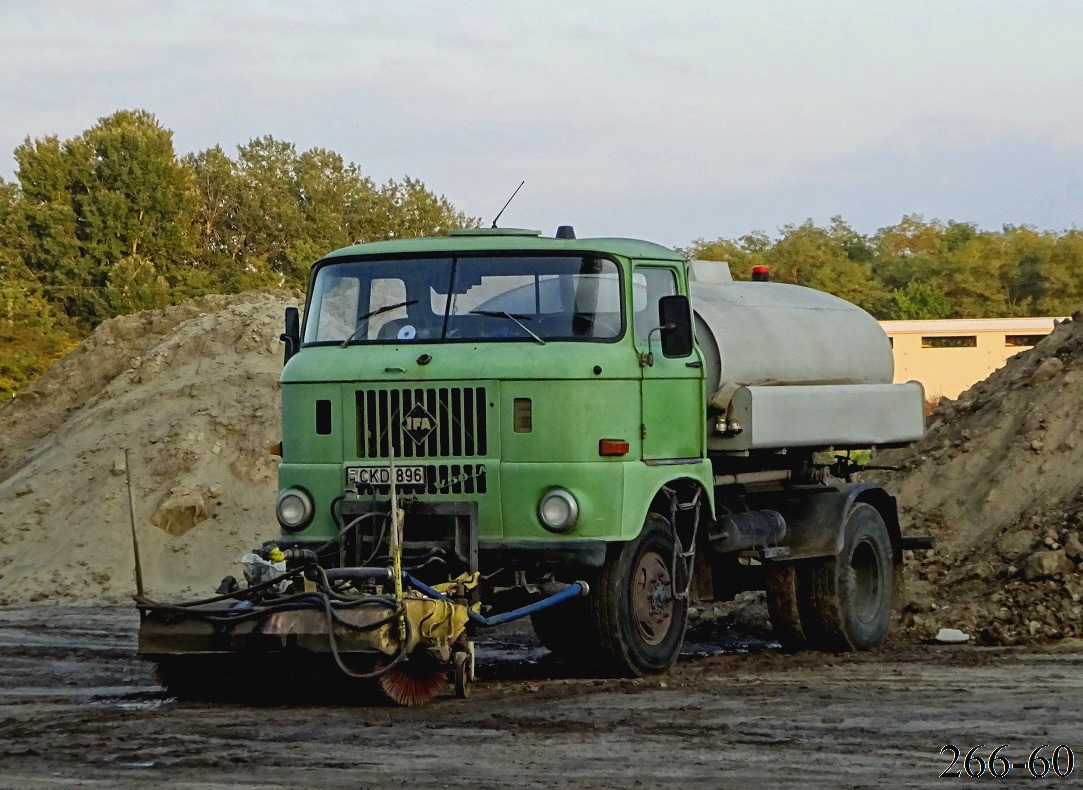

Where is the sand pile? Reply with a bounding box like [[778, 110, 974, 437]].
[[872, 309, 1083, 645], [0, 291, 301, 604]]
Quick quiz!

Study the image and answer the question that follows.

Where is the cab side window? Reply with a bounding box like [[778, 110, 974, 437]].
[[633, 268, 678, 341]]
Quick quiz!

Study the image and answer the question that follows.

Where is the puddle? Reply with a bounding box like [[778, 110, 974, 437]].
[[88, 689, 169, 710]]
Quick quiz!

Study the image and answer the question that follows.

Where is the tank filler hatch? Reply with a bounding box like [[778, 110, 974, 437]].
[[687, 259, 733, 283]]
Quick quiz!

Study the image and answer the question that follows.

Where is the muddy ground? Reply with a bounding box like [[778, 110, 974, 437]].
[[1, 608, 1081, 789]]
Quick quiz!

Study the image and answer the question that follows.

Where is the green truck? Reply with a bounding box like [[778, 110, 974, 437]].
[[139, 226, 928, 702]]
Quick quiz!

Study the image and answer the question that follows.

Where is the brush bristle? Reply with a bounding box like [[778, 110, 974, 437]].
[[377, 659, 446, 707]]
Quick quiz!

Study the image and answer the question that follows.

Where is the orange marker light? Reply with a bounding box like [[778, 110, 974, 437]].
[[599, 439, 630, 456]]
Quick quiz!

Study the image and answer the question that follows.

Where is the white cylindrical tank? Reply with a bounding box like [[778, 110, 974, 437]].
[[690, 282, 893, 395]]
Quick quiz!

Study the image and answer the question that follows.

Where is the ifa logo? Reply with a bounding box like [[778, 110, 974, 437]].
[[401, 402, 438, 444]]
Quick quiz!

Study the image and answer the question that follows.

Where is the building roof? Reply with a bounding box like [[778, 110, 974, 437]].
[[880, 317, 1065, 334]]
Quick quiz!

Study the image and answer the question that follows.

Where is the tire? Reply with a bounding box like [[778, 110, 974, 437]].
[[802, 502, 895, 652], [453, 651, 471, 699], [591, 513, 688, 676], [765, 563, 809, 651]]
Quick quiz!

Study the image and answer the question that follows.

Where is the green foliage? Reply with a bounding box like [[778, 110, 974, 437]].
[[15, 110, 199, 324], [0, 110, 477, 395], [888, 282, 953, 320], [0, 179, 78, 396], [185, 137, 474, 289], [684, 214, 1083, 320]]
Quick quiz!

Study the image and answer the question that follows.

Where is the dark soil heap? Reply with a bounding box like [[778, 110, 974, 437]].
[[873, 309, 1083, 645]]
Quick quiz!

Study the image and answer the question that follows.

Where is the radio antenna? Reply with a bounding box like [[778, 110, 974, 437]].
[[490, 180, 525, 228]]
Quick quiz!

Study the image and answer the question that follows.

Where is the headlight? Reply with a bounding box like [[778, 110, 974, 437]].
[[276, 488, 314, 532], [538, 489, 578, 533]]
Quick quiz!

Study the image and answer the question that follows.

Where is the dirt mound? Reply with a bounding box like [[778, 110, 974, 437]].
[[0, 291, 301, 604], [872, 308, 1083, 645]]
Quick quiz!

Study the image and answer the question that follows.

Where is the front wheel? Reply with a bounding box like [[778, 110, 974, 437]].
[[592, 513, 688, 676]]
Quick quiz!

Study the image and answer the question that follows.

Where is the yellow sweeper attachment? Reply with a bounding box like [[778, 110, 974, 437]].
[[137, 499, 480, 707], [137, 562, 479, 707], [136, 482, 587, 707]]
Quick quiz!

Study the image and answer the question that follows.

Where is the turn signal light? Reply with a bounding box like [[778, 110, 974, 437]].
[[599, 439, 630, 456], [268, 441, 283, 457]]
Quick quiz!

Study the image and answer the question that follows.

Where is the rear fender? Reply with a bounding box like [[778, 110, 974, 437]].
[[767, 482, 901, 564]]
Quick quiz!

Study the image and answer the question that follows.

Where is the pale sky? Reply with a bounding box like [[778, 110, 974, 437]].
[[2, 1, 1082, 246]]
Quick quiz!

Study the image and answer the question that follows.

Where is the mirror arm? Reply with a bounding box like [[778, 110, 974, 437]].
[[641, 323, 675, 367]]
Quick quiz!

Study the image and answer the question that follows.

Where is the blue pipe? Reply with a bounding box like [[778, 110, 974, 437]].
[[403, 574, 585, 628]]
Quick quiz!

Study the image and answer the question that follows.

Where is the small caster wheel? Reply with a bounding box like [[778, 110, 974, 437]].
[[453, 651, 471, 699]]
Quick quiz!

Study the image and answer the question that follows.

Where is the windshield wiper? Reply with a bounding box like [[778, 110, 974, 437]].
[[341, 300, 418, 347], [469, 310, 546, 345]]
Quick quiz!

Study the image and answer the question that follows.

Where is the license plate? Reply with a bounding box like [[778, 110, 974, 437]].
[[348, 465, 426, 486]]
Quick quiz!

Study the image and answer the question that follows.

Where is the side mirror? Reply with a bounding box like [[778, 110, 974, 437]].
[[658, 295, 693, 358], [281, 307, 300, 365]]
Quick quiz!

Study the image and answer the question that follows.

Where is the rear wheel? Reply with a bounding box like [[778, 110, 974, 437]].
[[802, 502, 895, 652], [592, 513, 688, 676], [765, 563, 809, 651]]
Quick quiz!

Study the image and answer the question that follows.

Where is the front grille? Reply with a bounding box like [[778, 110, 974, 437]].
[[359, 464, 487, 496], [356, 386, 488, 459]]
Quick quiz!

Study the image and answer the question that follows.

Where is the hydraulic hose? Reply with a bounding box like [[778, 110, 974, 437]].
[[403, 574, 587, 627]]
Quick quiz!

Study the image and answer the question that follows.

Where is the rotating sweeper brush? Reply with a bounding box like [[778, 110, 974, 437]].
[[135, 496, 587, 707]]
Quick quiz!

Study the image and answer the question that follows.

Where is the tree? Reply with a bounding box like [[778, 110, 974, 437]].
[[187, 137, 476, 289], [0, 109, 478, 395], [888, 282, 953, 320], [0, 179, 77, 396], [14, 109, 199, 323], [1046, 231, 1083, 315], [184, 144, 279, 292], [685, 219, 888, 315], [367, 176, 475, 244], [682, 215, 1083, 321]]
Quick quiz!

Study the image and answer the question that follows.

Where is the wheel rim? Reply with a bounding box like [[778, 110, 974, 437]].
[[850, 539, 882, 624], [631, 550, 674, 646]]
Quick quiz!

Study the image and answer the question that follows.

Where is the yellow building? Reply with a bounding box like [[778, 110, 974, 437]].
[[880, 317, 1063, 400]]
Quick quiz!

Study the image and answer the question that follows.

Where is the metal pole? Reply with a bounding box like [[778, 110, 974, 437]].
[[387, 444, 405, 638], [125, 448, 145, 598]]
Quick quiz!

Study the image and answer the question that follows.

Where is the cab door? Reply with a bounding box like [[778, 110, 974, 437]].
[[633, 265, 705, 461]]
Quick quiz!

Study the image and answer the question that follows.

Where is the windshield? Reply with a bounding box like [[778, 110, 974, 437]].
[[303, 255, 624, 344]]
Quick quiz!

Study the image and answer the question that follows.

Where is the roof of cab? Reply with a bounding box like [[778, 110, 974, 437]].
[[320, 229, 684, 262]]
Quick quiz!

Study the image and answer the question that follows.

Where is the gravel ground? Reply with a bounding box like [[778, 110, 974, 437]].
[[1, 606, 1082, 788]]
